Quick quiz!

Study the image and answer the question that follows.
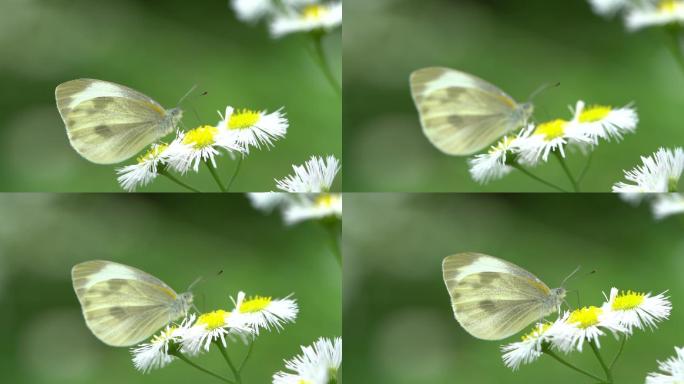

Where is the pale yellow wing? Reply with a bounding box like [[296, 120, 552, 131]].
[[410, 67, 524, 156], [55, 79, 172, 164], [442, 252, 553, 340]]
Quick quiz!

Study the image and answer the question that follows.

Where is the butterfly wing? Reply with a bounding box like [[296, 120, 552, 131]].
[[72, 260, 182, 347], [442, 252, 554, 340], [410, 67, 525, 156], [56, 79, 172, 164]]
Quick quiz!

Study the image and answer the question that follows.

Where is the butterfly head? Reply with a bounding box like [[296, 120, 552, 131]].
[[162, 108, 183, 134], [518, 102, 534, 123], [176, 291, 194, 316], [549, 287, 567, 311]]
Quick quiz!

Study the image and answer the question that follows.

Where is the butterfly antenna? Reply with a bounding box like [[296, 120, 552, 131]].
[[177, 84, 198, 106], [187, 275, 204, 292], [529, 82, 560, 101], [561, 265, 582, 288]]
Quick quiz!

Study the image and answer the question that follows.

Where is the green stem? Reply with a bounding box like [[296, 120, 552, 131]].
[[554, 151, 580, 192], [609, 334, 626, 370], [170, 351, 235, 384], [321, 219, 342, 267], [666, 26, 684, 75], [590, 340, 613, 383], [226, 156, 243, 192], [310, 32, 341, 97], [542, 346, 606, 382], [510, 163, 568, 192], [238, 339, 255, 373], [215, 341, 241, 384], [577, 151, 594, 184], [205, 160, 227, 192], [159, 169, 201, 192]]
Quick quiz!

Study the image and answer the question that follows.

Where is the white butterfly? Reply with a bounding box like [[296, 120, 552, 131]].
[[442, 252, 566, 340], [55, 79, 183, 164], [71, 260, 193, 347], [410, 67, 533, 156]]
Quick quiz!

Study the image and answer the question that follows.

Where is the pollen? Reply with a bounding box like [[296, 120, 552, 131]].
[[302, 5, 328, 20], [196, 310, 228, 330], [521, 322, 551, 341], [579, 105, 612, 123], [137, 143, 168, 163], [239, 296, 272, 313], [316, 193, 338, 207], [534, 119, 567, 141], [612, 290, 646, 311], [228, 109, 261, 130], [183, 125, 218, 149], [568, 306, 602, 329], [151, 326, 177, 343], [659, 0, 681, 13], [488, 136, 514, 154]]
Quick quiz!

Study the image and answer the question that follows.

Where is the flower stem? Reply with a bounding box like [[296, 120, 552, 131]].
[[542, 346, 606, 382], [590, 340, 613, 383], [510, 163, 568, 192], [609, 334, 626, 370], [170, 351, 235, 384], [238, 339, 255, 373], [205, 160, 227, 192], [226, 156, 243, 192], [159, 169, 201, 192], [321, 219, 342, 267], [554, 151, 580, 192], [310, 32, 341, 97], [215, 341, 241, 384], [577, 151, 594, 184], [665, 26, 684, 75]]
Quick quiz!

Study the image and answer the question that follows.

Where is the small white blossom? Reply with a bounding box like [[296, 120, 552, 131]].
[[116, 143, 169, 192], [612, 147, 684, 193], [273, 337, 342, 384], [230, 291, 298, 334], [501, 319, 568, 370], [552, 306, 625, 353], [602, 288, 671, 332], [181, 310, 251, 355], [572, 100, 638, 143], [270, 2, 342, 38], [626, 1, 684, 31], [131, 315, 194, 373], [166, 126, 242, 174], [646, 346, 684, 384], [217, 106, 288, 153], [652, 193, 684, 219], [276, 155, 340, 192]]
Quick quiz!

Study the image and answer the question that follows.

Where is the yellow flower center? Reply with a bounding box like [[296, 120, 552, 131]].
[[239, 296, 272, 313], [612, 290, 646, 310], [183, 125, 218, 149], [228, 109, 261, 130], [659, 0, 682, 13], [196, 310, 228, 330], [303, 5, 328, 20], [316, 193, 339, 207], [568, 306, 602, 329], [489, 136, 514, 154], [521, 322, 551, 341], [137, 143, 168, 163], [151, 326, 177, 343], [579, 105, 611, 123], [298, 380, 312, 384], [534, 119, 567, 141]]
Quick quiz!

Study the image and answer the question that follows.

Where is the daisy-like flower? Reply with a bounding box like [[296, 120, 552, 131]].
[[231, 0, 315, 23], [231, 291, 298, 334], [270, 2, 342, 38], [587, 0, 632, 17], [553, 306, 625, 352], [275, 155, 341, 192], [646, 346, 684, 384], [217, 106, 288, 153], [166, 126, 242, 174], [116, 143, 169, 192], [572, 100, 638, 143], [602, 288, 671, 332], [181, 309, 251, 354], [468, 135, 524, 184], [283, 193, 342, 225], [131, 315, 194, 373], [625, 0, 684, 31], [273, 337, 342, 384], [247, 192, 293, 213], [612, 147, 684, 193], [516, 119, 591, 164], [652, 193, 684, 219], [501, 319, 568, 370]]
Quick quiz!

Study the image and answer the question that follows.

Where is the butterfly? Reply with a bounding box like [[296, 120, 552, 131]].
[[410, 67, 533, 156], [442, 252, 566, 340], [71, 260, 193, 347], [55, 79, 183, 164]]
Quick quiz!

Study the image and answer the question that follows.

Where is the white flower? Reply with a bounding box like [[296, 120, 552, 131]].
[[552, 306, 626, 353], [181, 310, 251, 354], [283, 193, 342, 225], [231, 291, 298, 334], [276, 155, 340, 192], [587, 0, 632, 17], [612, 147, 684, 193], [270, 2, 342, 38], [500, 319, 568, 370], [647, 346, 684, 384], [652, 193, 684, 219], [516, 119, 591, 165], [166, 126, 242, 174], [572, 100, 638, 143], [231, 0, 316, 23], [217, 106, 288, 153], [116, 143, 169, 192], [247, 192, 293, 213], [131, 315, 194, 373], [625, 1, 684, 31], [273, 337, 342, 384], [602, 288, 671, 332], [468, 135, 525, 184]]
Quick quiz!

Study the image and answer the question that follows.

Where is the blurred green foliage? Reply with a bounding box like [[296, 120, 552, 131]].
[[344, 0, 684, 191], [343, 193, 684, 383], [0, 194, 341, 383], [0, 0, 341, 192]]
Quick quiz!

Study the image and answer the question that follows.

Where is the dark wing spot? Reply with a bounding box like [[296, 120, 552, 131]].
[[478, 300, 497, 313], [108, 306, 128, 319], [95, 125, 114, 137], [92, 98, 112, 110], [107, 280, 126, 291]]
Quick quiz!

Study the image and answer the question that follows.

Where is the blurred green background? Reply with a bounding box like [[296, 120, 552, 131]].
[[344, 193, 684, 383], [0, 0, 341, 192], [343, 0, 684, 192], [0, 194, 341, 383]]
